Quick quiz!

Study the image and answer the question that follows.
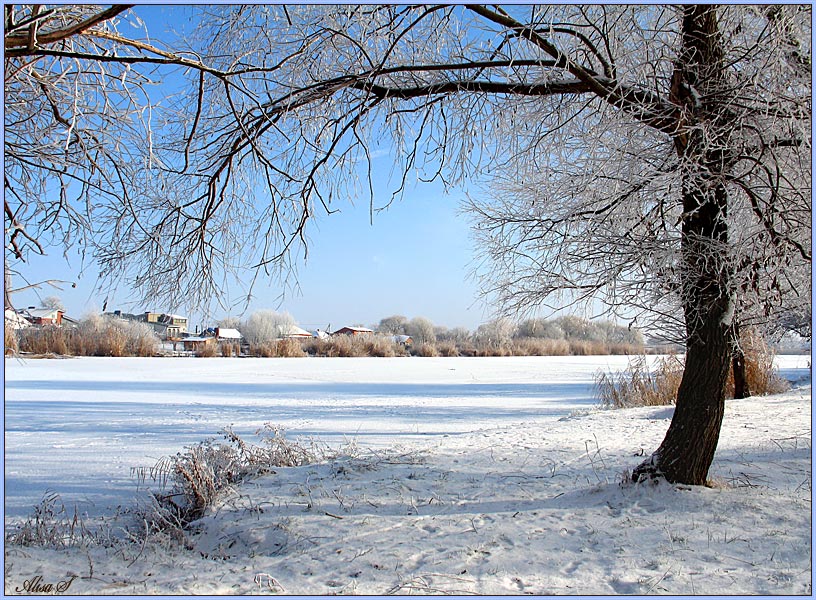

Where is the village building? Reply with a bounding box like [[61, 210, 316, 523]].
[[181, 336, 216, 353], [281, 324, 313, 339], [332, 326, 374, 336], [21, 307, 64, 326], [107, 310, 189, 340], [215, 327, 243, 341]]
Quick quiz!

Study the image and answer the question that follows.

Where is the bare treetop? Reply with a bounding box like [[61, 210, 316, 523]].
[[5, 5, 809, 319]]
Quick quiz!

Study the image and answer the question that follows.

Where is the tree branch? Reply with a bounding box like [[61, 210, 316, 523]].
[[4, 5, 133, 49]]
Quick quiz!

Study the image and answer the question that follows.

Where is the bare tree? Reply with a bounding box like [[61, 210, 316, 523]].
[[405, 316, 437, 345], [41, 295, 65, 311], [474, 318, 516, 349], [377, 315, 409, 335], [4, 5, 810, 484]]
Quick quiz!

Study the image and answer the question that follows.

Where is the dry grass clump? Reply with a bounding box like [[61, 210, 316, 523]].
[[301, 337, 332, 356], [726, 328, 789, 397], [16, 326, 69, 355], [567, 339, 610, 356], [595, 355, 685, 409], [302, 334, 406, 358], [597, 330, 788, 409], [435, 341, 460, 357], [220, 342, 240, 357], [196, 342, 217, 357], [139, 425, 324, 526], [5, 492, 96, 549], [250, 338, 306, 357], [5, 324, 20, 355], [16, 315, 161, 357], [324, 334, 366, 357], [512, 338, 570, 356], [75, 314, 160, 356], [361, 335, 400, 357], [411, 343, 439, 357]]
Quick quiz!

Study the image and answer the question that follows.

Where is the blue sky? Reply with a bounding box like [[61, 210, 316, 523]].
[[9, 177, 493, 331], [5, 5, 541, 332]]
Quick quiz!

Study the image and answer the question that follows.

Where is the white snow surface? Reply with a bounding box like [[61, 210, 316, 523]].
[[3, 355, 812, 595]]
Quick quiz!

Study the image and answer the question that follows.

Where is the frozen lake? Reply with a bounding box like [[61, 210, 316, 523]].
[[4, 354, 810, 520]]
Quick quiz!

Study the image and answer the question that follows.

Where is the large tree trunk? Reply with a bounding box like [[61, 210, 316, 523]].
[[633, 5, 734, 486], [633, 178, 734, 485]]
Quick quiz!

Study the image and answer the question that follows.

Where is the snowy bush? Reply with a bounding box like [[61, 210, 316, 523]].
[[240, 310, 296, 345], [143, 426, 324, 526]]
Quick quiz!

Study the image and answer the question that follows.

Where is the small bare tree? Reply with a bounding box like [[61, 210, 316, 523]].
[[405, 317, 437, 345], [377, 315, 409, 335], [240, 310, 296, 345], [41, 296, 65, 311]]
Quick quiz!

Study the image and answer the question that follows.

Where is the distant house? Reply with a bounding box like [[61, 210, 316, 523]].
[[391, 335, 413, 346], [332, 326, 374, 336], [23, 308, 64, 326], [182, 336, 216, 352], [281, 324, 314, 339], [108, 310, 189, 340], [146, 312, 188, 338]]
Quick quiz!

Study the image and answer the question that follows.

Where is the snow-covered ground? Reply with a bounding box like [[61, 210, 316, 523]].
[[3, 355, 811, 595]]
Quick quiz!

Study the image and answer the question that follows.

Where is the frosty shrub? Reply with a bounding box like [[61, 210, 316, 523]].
[[143, 425, 324, 526], [595, 355, 685, 409], [436, 326, 472, 344]]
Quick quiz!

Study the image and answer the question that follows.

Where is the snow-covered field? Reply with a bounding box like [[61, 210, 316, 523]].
[[3, 355, 812, 595]]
